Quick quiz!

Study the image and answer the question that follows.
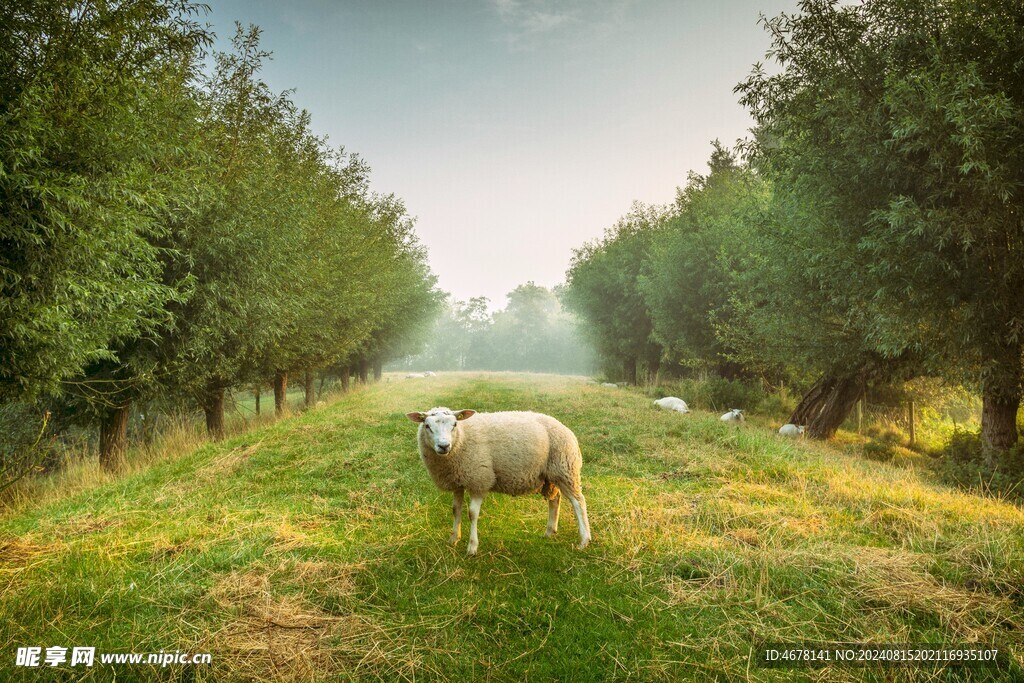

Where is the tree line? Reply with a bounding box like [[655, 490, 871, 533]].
[[564, 0, 1023, 461], [0, 0, 441, 480], [393, 282, 595, 375]]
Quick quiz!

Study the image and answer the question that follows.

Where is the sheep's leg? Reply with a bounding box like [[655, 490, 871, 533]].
[[450, 488, 464, 544], [561, 488, 591, 549], [466, 493, 485, 555], [545, 491, 560, 537]]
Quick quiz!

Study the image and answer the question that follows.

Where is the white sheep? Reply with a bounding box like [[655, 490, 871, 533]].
[[422, 371, 436, 377], [406, 407, 591, 555], [778, 423, 804, 437], [720, 408, 745, 422], [654, 397, 689, 413], [405, 373, 420, 379], [600, 382, 618, 388]]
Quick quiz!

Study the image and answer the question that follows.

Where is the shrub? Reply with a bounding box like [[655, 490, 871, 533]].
[[940, 430, 1024, 501]]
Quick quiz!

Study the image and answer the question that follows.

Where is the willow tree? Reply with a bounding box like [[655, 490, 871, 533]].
[[564, 203, 668, 384], [0, 0, 210, 468], [640, 144, 769, 378], [0, 0, 208, 404], [737, 0, 1024, 451]]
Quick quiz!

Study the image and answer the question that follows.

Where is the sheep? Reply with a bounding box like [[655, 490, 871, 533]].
[[406, 406, 591, 555], [720, 408, 745, 422], [600, 382, 618, 388], [405, 373, 420, 379], [654, 397, 689, 413], [778, 423, 805, 437], [422, 371, 436, 377]]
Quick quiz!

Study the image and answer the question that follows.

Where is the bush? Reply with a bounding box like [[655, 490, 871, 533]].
[[0, 403, 54, 491], [940, 430, 1024, 501], [863, 438, 898, 462], [701, 378, 765, 413]]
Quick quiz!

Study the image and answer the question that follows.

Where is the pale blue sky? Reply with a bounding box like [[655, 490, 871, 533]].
[[205, 0, 798, 307]]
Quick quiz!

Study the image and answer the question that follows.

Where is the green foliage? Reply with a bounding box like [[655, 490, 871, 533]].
[[736, 0, 1024, 447], [563, 203, 668, 382], [0, 0, 210, 400], [941, 430, 1024, 501], [0, 8, 441, 460], [640, 143, 770, 374]]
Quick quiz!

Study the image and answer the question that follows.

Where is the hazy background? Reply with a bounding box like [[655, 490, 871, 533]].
[[205, 0, 799, 307]]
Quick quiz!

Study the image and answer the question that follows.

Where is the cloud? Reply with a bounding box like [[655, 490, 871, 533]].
[[488, 0, 640, 51], [488, 0, 579, 50]]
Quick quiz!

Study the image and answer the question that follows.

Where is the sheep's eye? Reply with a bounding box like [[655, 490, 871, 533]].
[[424, 424, 431, 431]]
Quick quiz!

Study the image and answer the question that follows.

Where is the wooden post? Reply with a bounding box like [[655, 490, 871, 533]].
[[908, 401, 916, 447], [856, 400, 863, 435]]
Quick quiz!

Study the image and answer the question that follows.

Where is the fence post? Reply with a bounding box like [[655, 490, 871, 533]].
[[908, 401, 916, 447]]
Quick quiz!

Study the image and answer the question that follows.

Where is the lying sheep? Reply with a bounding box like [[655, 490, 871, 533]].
[[778, 423, 805, 437], [654, 397, 689, 413], [405, 373, 420, 379], [720, 408, 745, 422], [422, 371, 436, 377], [406, 407, 592, 555], [600, 382, 618, 389]]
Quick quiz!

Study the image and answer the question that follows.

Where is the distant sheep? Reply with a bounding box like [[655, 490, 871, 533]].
[[405, 373, 420, 379], [778, 423, 805, 437], [600, 383, 618, 388], [720, 409, 745, 422], [407, 407, 591, 555], [422, 371, 436, 377], [654, 397, 689, 414]]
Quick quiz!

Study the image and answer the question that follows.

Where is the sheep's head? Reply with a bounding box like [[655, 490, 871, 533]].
[[406, 407, 476, 455]]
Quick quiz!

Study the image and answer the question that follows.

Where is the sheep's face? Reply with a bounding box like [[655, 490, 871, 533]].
[[406, 407, 476, 455]]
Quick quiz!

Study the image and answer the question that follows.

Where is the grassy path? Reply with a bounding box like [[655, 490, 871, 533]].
[[1, 373, 1022, 681]]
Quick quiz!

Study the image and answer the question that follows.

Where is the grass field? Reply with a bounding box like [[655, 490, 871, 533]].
[[2, 373, 1022, 681]]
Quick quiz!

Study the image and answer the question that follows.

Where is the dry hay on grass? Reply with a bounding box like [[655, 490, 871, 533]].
[[845, 546, 1019, 642], [206, 561, 449, 682], [0, 538, 61, 594], [58, 512, 124, 536], [201, 440, 263, 479]]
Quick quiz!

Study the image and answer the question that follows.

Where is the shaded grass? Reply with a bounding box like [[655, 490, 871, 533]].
[[1, 372, 1022, 681]]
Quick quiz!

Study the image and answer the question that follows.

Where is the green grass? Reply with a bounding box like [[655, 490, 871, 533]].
[[2, 373, 1022, 681]]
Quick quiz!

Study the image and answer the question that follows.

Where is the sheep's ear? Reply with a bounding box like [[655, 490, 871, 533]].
[[454, 409, 476, 421], [406, 412, 427, 423]]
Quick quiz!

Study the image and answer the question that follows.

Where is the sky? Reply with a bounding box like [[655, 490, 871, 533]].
[[204, 0, 799, 308]]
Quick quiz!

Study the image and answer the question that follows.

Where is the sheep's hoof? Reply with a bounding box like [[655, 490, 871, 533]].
[[466, 542, 478, 555], [578, 537, 591, 549], [545, 528, 557, 538], [449, 533, 460, 544]]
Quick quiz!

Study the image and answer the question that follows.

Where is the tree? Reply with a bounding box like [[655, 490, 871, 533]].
[[737, 0, 1024, 452], [640, 143, 769, 377], [563, 203, 667, 384], [0, 0, 209, 404]]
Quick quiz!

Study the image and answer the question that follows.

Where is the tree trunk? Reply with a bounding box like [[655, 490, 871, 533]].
[[304, 370, 315, 408], [99, 402, 130, 472], [981, 393, 1020, 458], [979, 349, 1021, 459], [623, 357, 637, 385], [358, 360, 369, 384], [202, 386, 225, 441], [340, 367, 350, 392], [806, 374, 864, 440], [318, 372, 326, 398], [274, 370, 288, 417], [254, 389, 260, 416], [788, 375, 836, 426], [373, 360, 383, 382]]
